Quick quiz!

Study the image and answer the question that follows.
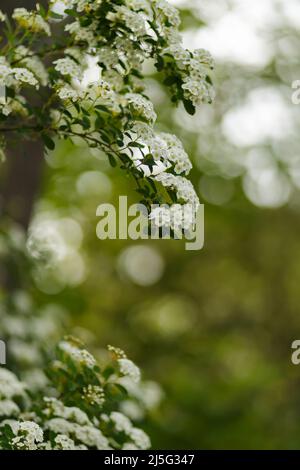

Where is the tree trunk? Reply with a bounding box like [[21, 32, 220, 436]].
[[0, 1, 48, 289]]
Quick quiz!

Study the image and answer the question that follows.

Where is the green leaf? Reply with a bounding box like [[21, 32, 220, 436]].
[[108, 154, 117, 167], [128, 141, 144, 148], [64, 9, 77, 16], [183, 99, 196, 116], [42, 133, 55, 151], [163, 75, 178, 86]]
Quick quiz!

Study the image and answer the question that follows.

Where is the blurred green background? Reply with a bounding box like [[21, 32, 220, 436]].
[[3, 0, 300, 449]]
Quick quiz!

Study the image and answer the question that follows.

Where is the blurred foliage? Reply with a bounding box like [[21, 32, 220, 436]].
[[2, 0, 300, 449]]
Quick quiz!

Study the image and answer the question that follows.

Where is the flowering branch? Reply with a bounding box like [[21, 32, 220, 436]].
[[0, 0, 215, 231]]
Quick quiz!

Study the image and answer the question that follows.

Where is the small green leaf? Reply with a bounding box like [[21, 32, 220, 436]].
[[183, 99, 196, 115], [108, 154, 117, 167], [42, 133, 55, 151]]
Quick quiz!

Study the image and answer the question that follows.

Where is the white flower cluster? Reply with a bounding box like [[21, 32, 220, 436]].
[[65, 20, 97, 45], [0, 368, 25, 400], [154, 0, 181, 28], [46, 418, 111, 449], [43, 397, 91, 425], [0, 62, 13, 87], [14, 46, 49, 87], [41, 396, 110, 449], [149, 203, 196, 232], [54, 57, 83, 79], [48, 0, 213, 227], [12, 8, 51, 36], [0, 59, 39, 90], [163, 45, 215, 106], [147, 173, 200, 231], [82, 385, 105, 406], [133, 129, 192, 176], [54, 434, 82, 450], [0, 400, 20, 418], [107, 6, 147, 38], [118, 358, 141, 383], [0, 54, 44, 116], [76, 0, 102, 13], [109, 411, 151, 449], [57, 84, 84, 102], [13, 67, 39, 88], [110, 411, 133, 434], [0, 342, 153, 450], [159, 133, 192, 175], [11, 421, 44, 450], [155, 173, 200, 208], [58, 340, 97, 368], [0, 10, 6, 22], [120, 379, 164, 416], [126, 93, 157, 124], [52, 0, 102, 14], [0, 96, 28, 117], [124, 0, 152, 17]]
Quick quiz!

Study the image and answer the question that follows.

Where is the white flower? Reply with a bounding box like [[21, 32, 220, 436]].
[[118, 358, 141, 383], [0, 64, 12, 86], [154, 0, 181, 28], [76, 0, 102, 12], [12, 8, 51, 36], [13, 67, 39, 88], [157, 132, 192, 175], [110, 411, 133, 434], [123, 443, 139, 450], [0, 10, 6, 22], [164, 44, 190, 65], [14, 47, 48, 87], [74, 425, 110, 450], [193, 48, 214, 69], [44, 397, 91, 425], [57, 84, 83, 102], [131, 122, 154, 141], [0, 368, 25, 399], [82, 385, 105, 406], [129, 427, 151, 449], [155, 173, 199, 208], [59, 340, 97, 369], [10, 339, 42, 365], [107, 6, 147, 37], [0, 400, 20, 417], [149, 206, 171, 228], [182, 78, 214, 105], [53, 57, 82, 79], [11, 421, 44, 450], [65, 19, 96, 44], [46, 417, 74, 435], [149, 204, 195, 231], [54, 434, 79, 450], [126, 93, 157, 124]]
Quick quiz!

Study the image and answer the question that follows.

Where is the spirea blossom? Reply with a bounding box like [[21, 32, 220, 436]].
[[13, 68, 39, 88], [54, 57, 83, 79], [118, 358, 141, 383], [0, 368, 25, 399], [11, 421, 44, 450], [12, 8, 51, 36], [58, 340, 97, 369]]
